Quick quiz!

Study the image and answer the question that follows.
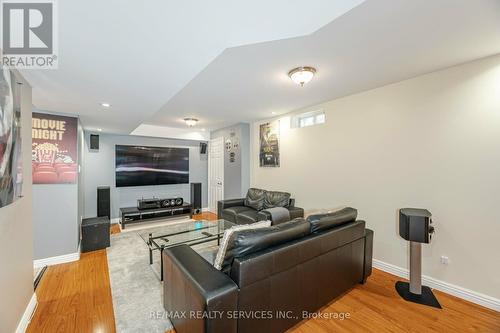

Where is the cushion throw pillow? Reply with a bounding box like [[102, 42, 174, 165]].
[[244, 188, 266, 211], [263, 190, 291, 209], [213, 220, 271, 270], [221, 218, 310, 271]]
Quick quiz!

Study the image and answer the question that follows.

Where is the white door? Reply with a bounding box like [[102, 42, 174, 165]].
[[208, 137, 224, 214]]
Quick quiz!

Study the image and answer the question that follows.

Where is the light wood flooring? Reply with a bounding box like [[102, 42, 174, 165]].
[[27, 212, 500, 332]]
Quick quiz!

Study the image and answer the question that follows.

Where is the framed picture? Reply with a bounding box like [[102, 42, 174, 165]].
[[32, 113, 78, 184], [0, 66, 23, 208], [259, 121, 280, 167]]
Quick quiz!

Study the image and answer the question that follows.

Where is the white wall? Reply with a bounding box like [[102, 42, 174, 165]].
[[250, 54, 500, 300], [0, 72, 34, 333]]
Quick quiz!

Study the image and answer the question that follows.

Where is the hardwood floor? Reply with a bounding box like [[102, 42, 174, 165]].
[[27, 249, 116, 333], [28, 212, 500, 333]]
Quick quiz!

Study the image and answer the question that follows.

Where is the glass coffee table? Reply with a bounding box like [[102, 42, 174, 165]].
[[138, 219, 235, 281]]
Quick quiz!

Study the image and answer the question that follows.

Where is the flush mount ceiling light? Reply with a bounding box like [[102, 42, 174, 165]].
[[184, 118, 198, 127], [100, 102, 111, 108], [288, 66, 316, 86]]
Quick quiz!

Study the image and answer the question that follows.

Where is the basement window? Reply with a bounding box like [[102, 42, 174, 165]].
[[292, 110, 326, 128]]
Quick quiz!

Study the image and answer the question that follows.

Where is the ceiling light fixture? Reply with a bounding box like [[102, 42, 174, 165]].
[[101, 102, 111, 108], [184, 118, 198, 127], [288, 66, 316, 86]]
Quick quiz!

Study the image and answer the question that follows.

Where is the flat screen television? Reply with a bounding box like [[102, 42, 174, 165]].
[[115, 145, 189, 187]]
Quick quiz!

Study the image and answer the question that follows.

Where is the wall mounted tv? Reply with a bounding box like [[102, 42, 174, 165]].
[[115, 145, 189, 187]]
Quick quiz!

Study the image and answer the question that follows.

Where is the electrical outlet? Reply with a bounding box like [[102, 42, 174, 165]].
[[440, 256, 449, 265]]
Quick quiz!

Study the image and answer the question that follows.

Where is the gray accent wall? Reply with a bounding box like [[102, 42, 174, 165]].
[[83, 133, 208, 219], [32, 184, 79, 259], [211, 123, 250, 199], [0, 72, 34, 333], [32, 113, 81, 260]]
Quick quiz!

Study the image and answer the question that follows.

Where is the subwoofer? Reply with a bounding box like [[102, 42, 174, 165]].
[[190, 182, 202, 215], [97, 186, 110, 219]]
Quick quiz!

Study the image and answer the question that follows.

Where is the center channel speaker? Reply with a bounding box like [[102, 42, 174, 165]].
[[190, 183, 202, 215], [160, 197, 183, 208]]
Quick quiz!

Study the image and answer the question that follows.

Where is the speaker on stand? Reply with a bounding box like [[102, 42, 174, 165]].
[[97, 186, 110, 219], [396, 208, 441, 308], [190, 183, 202, 215]]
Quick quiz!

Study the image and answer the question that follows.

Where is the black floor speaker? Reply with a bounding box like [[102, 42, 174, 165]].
[[190, 183, 202, 215], [97, 186, 110, 219]]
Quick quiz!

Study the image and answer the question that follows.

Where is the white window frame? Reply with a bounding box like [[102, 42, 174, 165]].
[[291, 110, 326, 128]]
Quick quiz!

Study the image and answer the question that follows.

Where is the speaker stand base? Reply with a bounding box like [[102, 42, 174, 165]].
[[395, 281, 442, 309]]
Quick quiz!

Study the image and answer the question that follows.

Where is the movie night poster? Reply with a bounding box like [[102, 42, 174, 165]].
[[32, 113, 78, 184]]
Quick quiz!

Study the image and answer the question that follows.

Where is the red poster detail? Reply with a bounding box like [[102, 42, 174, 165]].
[[32, 113, 78, 184]]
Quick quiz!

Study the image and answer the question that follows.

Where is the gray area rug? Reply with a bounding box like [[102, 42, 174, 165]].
[[107, 221, 218, 333]]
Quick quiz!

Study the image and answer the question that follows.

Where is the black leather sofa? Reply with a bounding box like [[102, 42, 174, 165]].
[[218, 188, 304, 224], [163, 208, 373, 333]]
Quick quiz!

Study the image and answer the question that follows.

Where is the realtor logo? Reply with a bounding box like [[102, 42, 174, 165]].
[[1, 0, 58, 69]]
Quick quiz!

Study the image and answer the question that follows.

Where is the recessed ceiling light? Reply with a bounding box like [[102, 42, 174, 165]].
[[288, 66, 316, 86], [184, 118, 198, 127], [100, 103, 111, 108], [271, 112, 277, 115]]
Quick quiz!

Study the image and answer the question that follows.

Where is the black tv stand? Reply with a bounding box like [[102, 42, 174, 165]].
[[119, 203, 192, 229]]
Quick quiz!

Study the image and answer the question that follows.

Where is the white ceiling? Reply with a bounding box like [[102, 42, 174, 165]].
[[22, 0, 500, 135], [147, 0, 500, 131], [21, 0, 365, 134]]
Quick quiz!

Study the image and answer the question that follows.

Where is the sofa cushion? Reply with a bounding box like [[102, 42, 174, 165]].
[[222, 206, 253, 222], [219, 218, 310, 271], [236, 209, 264, 225], [244, 188, 266, 211], [307, 207, 358, 233], [263, 190, 290, 209], [214, 220, 271, 270]]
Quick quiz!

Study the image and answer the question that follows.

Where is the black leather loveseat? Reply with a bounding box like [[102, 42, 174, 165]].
[[163, 208, 373, 333], [218, 188, 304, 224]]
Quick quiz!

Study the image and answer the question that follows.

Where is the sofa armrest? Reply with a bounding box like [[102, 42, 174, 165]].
[[257, 206, 304, 223], [217, 198, 245, 218], [362, 228, 374, 284], [163, 245, 238, 333]]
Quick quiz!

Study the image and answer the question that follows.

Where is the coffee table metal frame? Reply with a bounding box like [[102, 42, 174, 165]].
[[144, 220, 233, 281]]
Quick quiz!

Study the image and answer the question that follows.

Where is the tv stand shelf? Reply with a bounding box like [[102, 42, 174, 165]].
[[119, 203, 192, 229]]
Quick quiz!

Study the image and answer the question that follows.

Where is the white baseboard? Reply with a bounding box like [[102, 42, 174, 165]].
[[15, 293, 37, 333], [33, 252, 80, 269], [373, 259, 500, 312]]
